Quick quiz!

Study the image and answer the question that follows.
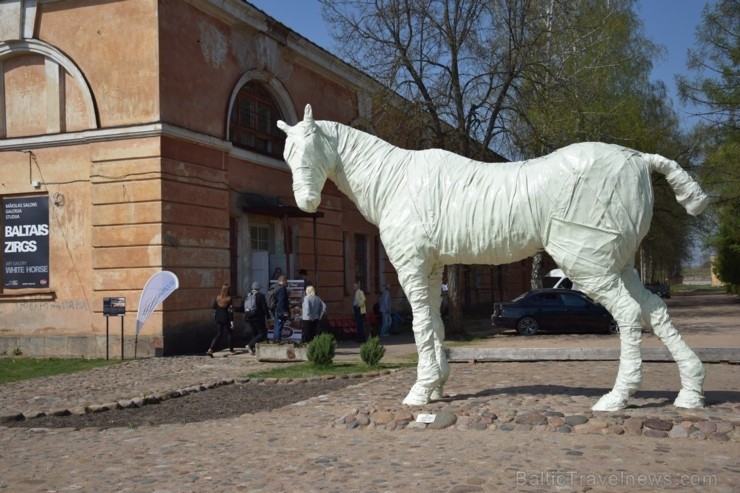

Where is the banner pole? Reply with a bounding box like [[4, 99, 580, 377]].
[[105, 316, 109, 361], [120, 317, 125, 360]]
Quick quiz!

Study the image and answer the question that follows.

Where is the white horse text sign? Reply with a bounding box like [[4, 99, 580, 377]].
[[278, 105, 708, 411]]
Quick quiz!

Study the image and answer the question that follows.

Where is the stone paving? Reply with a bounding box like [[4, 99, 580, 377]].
[[0, 291, 738, 492], [0, 353, 738, 491]]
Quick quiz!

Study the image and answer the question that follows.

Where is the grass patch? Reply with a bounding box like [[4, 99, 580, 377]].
[[0, 358, 120, 385], [247, 361, 415, 379]]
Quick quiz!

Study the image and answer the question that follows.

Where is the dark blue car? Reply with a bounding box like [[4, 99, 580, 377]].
[[491, 289, 619, 336]]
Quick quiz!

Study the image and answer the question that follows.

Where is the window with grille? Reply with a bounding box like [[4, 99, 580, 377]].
[[229, 82, 285, 158], [250, 225, 270, 251]]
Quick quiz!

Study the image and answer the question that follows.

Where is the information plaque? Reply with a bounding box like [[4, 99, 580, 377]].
[[103, 297, 126, 317]]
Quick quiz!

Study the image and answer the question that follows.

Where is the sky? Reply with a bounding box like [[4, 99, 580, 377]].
[[249, 0, 713, 130]]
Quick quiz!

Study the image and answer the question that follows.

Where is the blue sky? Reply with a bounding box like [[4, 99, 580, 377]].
[[249, 0, 712, 130]]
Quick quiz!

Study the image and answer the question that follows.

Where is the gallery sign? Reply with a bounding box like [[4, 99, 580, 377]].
[[3, 196, 50, 289]]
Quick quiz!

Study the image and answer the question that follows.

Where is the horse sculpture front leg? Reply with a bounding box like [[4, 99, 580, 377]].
[[397, 264, 450, 406]]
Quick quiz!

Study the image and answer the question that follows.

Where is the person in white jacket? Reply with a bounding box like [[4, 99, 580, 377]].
[[353, 282, 366, 343]]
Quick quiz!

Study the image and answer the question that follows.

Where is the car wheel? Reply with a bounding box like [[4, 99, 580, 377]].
[[607, 319, 620, 335], [516, 317, 539, 336]]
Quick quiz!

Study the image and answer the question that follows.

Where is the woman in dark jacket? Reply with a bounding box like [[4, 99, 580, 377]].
[[207, 282, 234, 357]]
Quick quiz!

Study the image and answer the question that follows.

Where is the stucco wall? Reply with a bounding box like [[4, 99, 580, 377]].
[[37, 0, 160, 127], [0, 0, 529, 357]]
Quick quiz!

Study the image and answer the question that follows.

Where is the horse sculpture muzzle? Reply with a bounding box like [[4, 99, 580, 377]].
[[294, 188, 321, 213]]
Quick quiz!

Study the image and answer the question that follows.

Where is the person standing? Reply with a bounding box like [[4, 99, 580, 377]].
[[244, 281, 270, 355], [272, 275, 290, 341], [353, 282, 366, 343], [207, 282, 234, 357], [301, 285, 326, 343], [379, 284, 392, 337]]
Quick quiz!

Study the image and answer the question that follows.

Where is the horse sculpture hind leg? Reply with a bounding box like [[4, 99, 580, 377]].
[[577, 267, 705, 412], [621, 268, 705, 408], [576, 273, 646, 411], [396, 263, 450, 406]]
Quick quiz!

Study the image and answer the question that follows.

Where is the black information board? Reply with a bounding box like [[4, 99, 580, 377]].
[[103, 297, 126, 317]]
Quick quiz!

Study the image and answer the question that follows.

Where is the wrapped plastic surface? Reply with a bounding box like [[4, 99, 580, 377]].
[[278, 105, 708, 410]]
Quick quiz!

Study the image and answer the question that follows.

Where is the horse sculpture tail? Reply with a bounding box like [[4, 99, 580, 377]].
[[643, 153, 710, 216]]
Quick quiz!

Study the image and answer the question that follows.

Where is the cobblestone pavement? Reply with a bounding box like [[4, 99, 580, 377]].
[[0, 356, 738, 492], [1, 292, 739, 492]]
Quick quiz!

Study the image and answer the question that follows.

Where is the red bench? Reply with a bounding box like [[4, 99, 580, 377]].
[[327, 314, 380, 340]]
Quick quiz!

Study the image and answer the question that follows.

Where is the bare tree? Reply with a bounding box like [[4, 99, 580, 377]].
[[320, 0, 571, 336]]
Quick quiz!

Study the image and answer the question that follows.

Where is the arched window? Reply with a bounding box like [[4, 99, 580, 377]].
[[229, 81, 285, 158]]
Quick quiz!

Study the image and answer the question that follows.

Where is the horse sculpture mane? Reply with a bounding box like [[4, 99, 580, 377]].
[[278, 104, 709, 411]]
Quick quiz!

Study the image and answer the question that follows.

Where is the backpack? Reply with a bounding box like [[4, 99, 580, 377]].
[[243, 292, 257, 319], [267, 286, 278, 313]]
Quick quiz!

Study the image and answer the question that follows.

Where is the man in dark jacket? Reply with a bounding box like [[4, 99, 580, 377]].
[[244, 282, 270, 355], [272, 275, 291, 341]]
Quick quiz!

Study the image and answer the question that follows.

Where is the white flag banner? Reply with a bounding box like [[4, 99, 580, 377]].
[[135, 271, 179, 336]]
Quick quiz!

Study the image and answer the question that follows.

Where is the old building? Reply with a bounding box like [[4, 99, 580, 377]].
[[0, 0, 532, 357]]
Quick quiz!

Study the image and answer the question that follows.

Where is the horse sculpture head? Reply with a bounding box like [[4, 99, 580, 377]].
[[277, 104, 334, 213]]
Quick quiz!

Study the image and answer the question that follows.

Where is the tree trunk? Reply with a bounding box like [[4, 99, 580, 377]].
[[445, 264, 466, 339], [531, 251, 544, 290]]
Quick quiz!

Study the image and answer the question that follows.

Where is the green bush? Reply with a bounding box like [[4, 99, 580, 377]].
[[307, 332, 337, 365], [360, 336, 386, 367]]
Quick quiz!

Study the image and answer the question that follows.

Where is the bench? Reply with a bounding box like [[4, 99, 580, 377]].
[[326, 313, 381, 341]]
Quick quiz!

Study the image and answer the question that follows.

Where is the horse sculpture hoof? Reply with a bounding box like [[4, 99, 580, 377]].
[[591, 391, 629, 412], [402, 394, 430, 406], [403, 384, 432, 406], [673, 389, 704, 409], [430, 387, 445, 401]]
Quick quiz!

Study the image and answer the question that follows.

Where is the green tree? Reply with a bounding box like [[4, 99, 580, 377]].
[[511, 0, 702, 284], [677, 0, 740, 286]]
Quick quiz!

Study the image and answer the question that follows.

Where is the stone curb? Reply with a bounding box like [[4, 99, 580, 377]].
[[332, 407, 739, 441], [448, 346, 740, 363]]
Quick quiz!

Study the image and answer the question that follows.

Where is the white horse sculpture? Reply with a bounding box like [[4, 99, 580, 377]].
[[278, 105, 708, 411]]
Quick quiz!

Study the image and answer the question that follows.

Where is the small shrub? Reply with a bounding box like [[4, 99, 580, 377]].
[[12, 347, 22, 356], [360, 336, 386, 367], [307, 332, 336, 365]]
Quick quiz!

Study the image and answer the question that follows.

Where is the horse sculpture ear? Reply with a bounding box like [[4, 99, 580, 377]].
[[304, 104, 314, 123], [277, 120, 290, 134]]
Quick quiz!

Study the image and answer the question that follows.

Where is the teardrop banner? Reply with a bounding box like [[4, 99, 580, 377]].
[[135, 271, 179, 357]]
